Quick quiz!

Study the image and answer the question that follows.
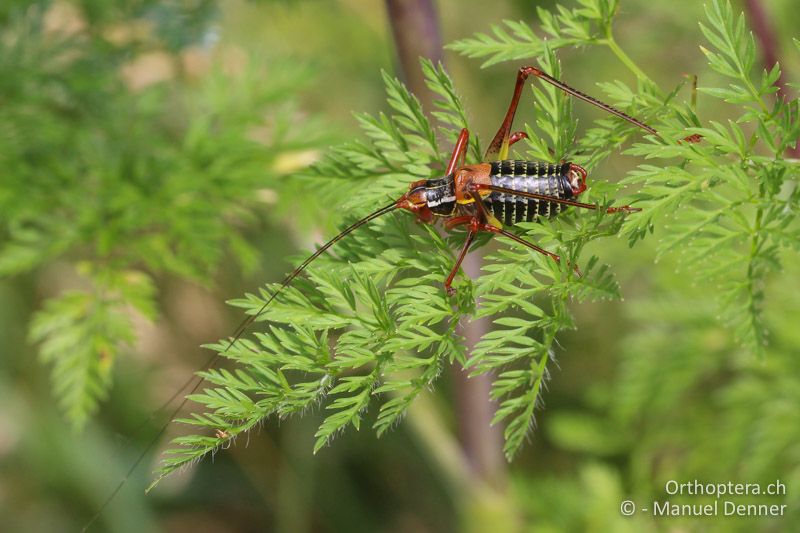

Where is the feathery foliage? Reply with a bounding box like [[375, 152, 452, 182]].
[[450, 1, 799, 530], [152, 51, 635, 482], [452, 0, 799, 357], [155, 0, 797, 484], [0, 2, 324, 428], [621, 1, 799, 357]]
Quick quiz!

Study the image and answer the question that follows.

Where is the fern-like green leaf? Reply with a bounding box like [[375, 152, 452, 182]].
[[154, 0, 798, 481]]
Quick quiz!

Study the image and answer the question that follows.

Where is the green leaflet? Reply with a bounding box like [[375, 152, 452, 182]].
[[1, 6, 327, 428], [156, 0, 797, 481], [153, 50, 629, 482]]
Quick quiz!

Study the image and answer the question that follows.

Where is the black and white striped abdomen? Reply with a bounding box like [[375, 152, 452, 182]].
[[485, 160, 574, 225]]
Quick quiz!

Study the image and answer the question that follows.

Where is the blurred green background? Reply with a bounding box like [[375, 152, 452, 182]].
[[1, 0, 798, 531]]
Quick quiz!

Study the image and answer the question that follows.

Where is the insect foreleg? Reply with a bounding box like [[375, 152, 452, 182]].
[[444, 220, 478, 296]]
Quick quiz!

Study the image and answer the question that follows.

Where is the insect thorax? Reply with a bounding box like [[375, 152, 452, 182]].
[[424, 175, 457, 216]]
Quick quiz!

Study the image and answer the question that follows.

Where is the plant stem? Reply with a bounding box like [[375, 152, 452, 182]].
[[743, 0, 783, 93], [385, 0, 508, 500], [603, 34, 652, 84], [746, 205, 765, 354], [384, 0, 442, 111], [743, 0, 800, 157]]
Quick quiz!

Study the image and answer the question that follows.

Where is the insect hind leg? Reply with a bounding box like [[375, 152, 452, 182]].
[[486, 66, 702, 153], [485, 68, 535, 160]]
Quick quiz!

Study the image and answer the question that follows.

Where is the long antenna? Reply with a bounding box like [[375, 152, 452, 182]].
[[82, 199, 399, 532]]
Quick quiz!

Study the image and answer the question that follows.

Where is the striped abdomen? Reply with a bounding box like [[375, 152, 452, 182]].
[[485, 160, 574, 225]]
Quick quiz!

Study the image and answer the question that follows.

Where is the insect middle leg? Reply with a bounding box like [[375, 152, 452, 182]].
[[468, 192, 561, 263], [444, 194, 569, 294], [444, 213, 564, 295]]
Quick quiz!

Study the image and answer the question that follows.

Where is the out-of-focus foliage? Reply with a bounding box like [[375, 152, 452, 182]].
[[158, 1, 798, 530], [450, 1, 799, 531], [0, 1, 324, 428], [2, 0, 799, 532], [623, 1, 800, 357]]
